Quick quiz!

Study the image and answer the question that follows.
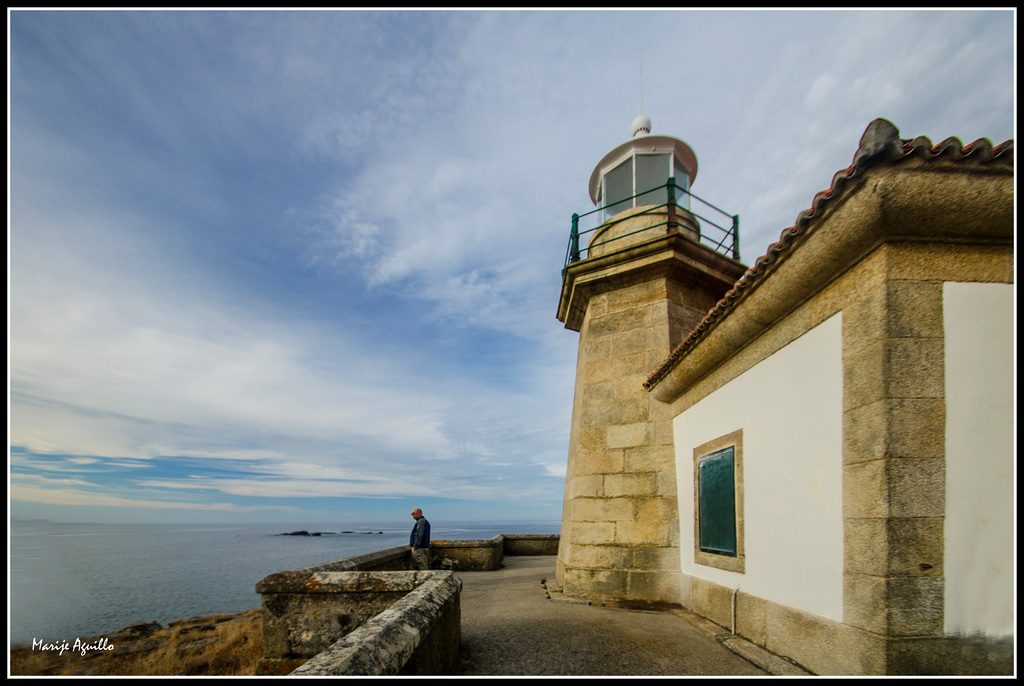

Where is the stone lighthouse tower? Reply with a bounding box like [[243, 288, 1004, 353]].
[[555, 116, 748, 606]]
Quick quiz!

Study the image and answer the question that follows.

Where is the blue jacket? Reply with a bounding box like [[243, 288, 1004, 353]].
[[410, 517, 430, 548]]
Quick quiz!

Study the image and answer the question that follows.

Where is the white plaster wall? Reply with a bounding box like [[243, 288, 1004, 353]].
[[673, 314, 844, 621], [943, 282, 1014, 636]]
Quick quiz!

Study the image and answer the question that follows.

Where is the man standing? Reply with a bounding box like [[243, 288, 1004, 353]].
[[409, 507, 431, 570]]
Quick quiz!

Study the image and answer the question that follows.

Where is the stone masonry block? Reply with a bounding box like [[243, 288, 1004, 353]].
[[569, 521, 615, 546], [844, 400, 888, 465], [887, 459, 944, 518], [885, 338, 944, 399], [608, 327, 658, 357], [627, 570, 681, 605], [632, 545, 681, 572], [603, 472, 657, 497], [579, 395, 647, 428], [612, 375, 651, 403], [768, 598, 886, 676], [650, 299, 671, 326], [607, 281, 665, 313], [623, 442, 675, 469], [837, 280, 887, 358], [588, 307, 651, 338], [809, 248, 887, 332], [886, 517, 943, 577], [572, 448, 624, 476], [665, 519, 680, 548], [635, 495, 678, 522], [573, 496, 634, 522], [844, 518, 889, 576], [843, 340, 886, 412], [844, 457, 943, 521], [689, 576, 733, 628], [577, 426, 607, 450], [584, 352, 646, 384], [844, 460, 889, 519], [567, 543, 634, 570], [887, 398, 945, 459], [572, 474, 604, 498], [615, 520, 670, 546], [886, 576, 944, 637], [886, 280, 943, 339], [845, 398, 946, 466], [584, 333, 612, 361], [844, 572, 888, 634], [652, 419, 674, 448], [888, 242, 1012, 283], [735, 591, 768, 646], [842, 572, 942, 637], [655, 469, 679, 497], [564, 568, 629, 601], [607, 423, 651, 449]]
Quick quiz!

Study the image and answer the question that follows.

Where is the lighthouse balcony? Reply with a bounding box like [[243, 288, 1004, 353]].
[[564, 177, 740, 270]]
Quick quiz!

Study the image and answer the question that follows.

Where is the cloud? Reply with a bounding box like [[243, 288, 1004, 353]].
[[10, 482, 284, 513], [9, 10, 1012, 523]]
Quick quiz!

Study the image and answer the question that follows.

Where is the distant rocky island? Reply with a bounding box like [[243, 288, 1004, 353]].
[[277, 530, 384, 536]]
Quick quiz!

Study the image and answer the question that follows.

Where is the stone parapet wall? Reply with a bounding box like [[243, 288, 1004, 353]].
[[256, 534, 558, 675], [287, 545, 411, 574], [290, 572, 462, 676], [502, 534, 559, 556], [431, 537, 504, 571], [255, 570, 458, 675]]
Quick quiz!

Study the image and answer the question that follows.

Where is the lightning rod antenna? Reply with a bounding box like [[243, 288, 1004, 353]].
[[631, 45, 651, 138]]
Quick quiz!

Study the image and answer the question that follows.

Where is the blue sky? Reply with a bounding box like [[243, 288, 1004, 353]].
[[8, 10, 1015, 525]]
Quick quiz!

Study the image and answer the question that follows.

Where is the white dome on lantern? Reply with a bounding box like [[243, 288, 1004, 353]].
[[631, 114, 652, 138]]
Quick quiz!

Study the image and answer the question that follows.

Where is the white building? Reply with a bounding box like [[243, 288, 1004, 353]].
[[559, 117, 1014, 675]]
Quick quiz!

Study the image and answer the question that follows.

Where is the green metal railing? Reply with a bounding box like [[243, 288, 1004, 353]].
[[563, 177, 740, 271]]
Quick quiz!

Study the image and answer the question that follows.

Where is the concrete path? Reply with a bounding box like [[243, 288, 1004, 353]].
[[456, 557, 768, 677]]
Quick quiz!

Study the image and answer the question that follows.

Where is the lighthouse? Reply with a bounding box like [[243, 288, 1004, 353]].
[[555, 117, 747, 606]]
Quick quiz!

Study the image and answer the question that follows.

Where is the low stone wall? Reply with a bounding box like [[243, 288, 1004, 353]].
[[286, 544, 411, 573], [291, 572, 461, 676], [255, 570, 459, 675], [503, 534, 559, 556], [430, 534, 560, 571], [430, 536, 504, 571], [256, 534, 559, 676]]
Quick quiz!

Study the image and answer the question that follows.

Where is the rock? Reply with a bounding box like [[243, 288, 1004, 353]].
[[113, 637, 168, 655], [176, 623, 216, 635], [435, 556, 460, 571], [113, 621, 163, 639], [176, 637, 219, 652]]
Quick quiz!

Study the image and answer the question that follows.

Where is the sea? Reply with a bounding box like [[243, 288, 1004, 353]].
[[8, 519, 559, 646]]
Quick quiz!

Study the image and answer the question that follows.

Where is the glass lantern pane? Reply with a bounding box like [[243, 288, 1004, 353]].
[[603, 158, 632, 221], [674, 158, 691, 210], [635, 153, 670, 208]]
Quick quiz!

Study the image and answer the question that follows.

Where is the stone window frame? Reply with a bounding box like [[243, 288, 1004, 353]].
[[693, 429, 745, 574]]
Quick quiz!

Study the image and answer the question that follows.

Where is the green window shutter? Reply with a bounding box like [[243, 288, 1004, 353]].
[[698, 447, 737, 557]]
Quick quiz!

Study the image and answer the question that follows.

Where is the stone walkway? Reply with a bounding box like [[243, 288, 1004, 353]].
[[456, 556, 793, 677]]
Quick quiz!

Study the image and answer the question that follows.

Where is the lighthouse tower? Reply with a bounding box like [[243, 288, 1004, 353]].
[[555, 117, 747, 606]]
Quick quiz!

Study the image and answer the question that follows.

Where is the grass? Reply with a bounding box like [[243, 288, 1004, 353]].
[[9, 609, 263, 677]]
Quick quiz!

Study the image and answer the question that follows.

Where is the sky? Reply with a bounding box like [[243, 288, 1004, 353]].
[[8, 9, 1016, 526]]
